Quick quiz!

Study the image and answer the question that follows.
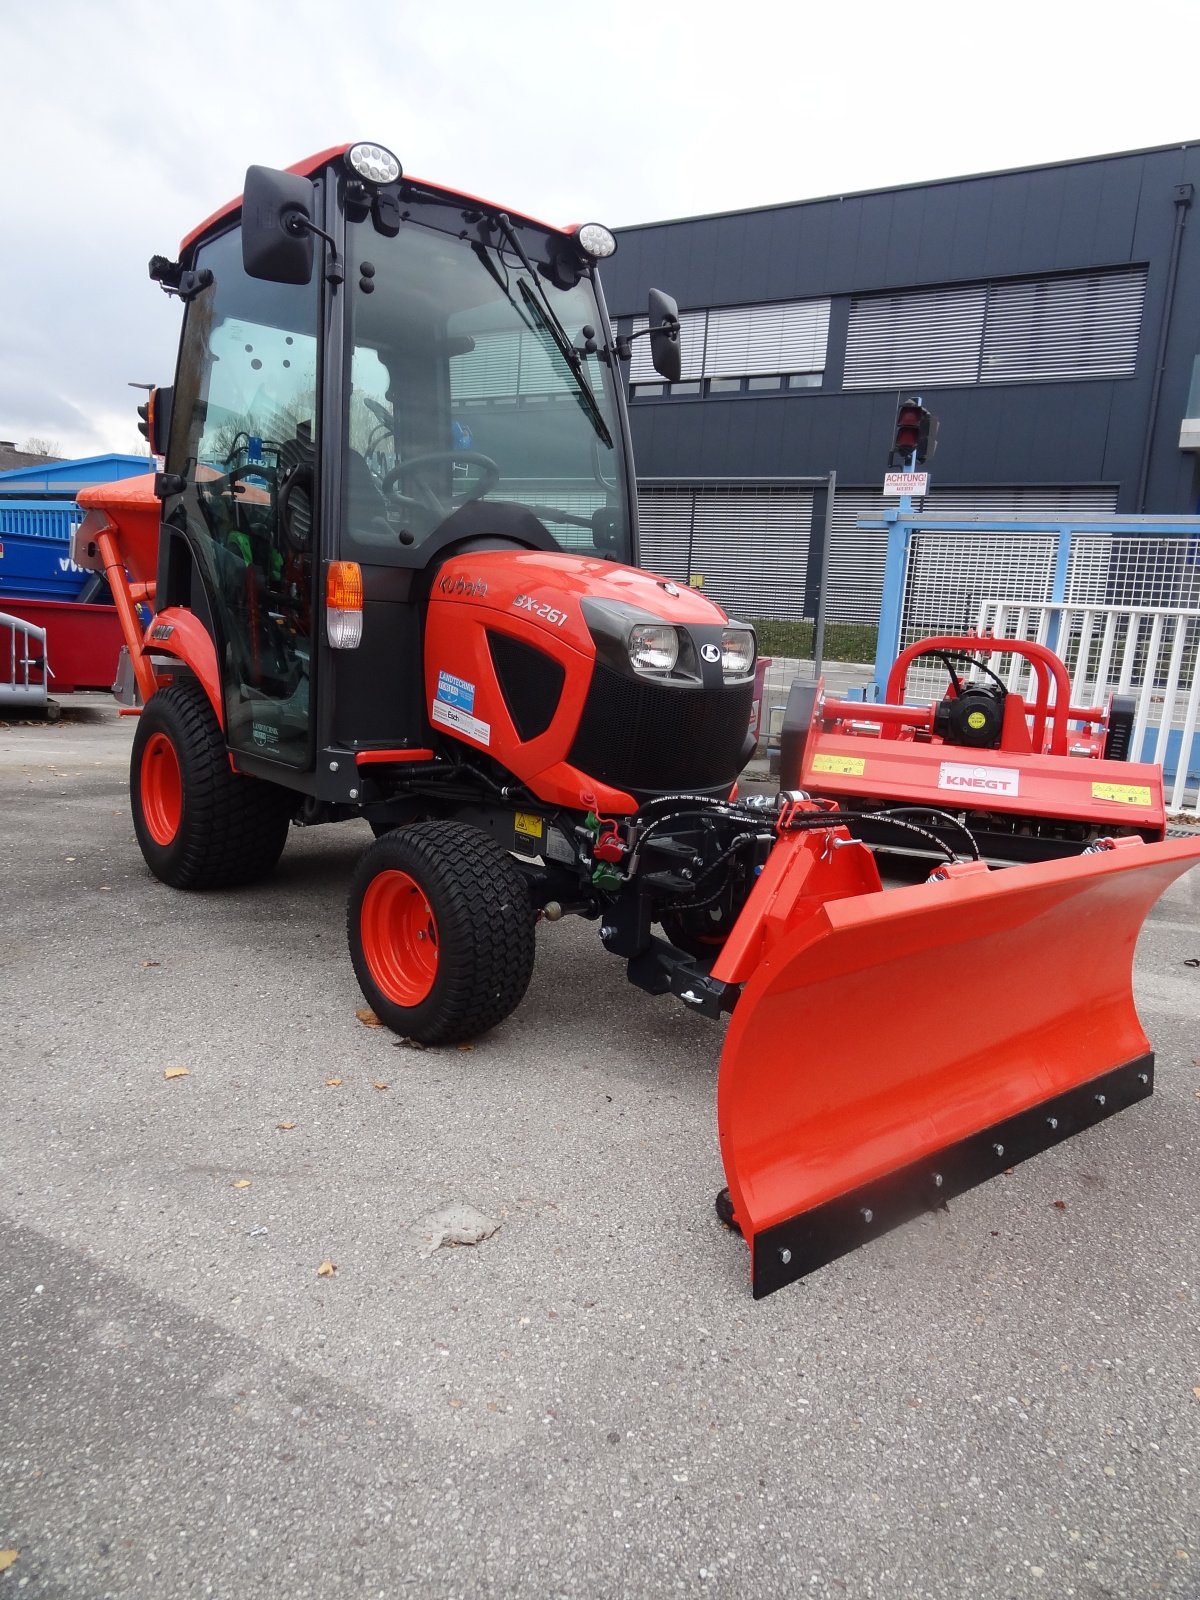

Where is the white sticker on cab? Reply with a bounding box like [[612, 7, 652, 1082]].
[[431, 697, 491, 748]]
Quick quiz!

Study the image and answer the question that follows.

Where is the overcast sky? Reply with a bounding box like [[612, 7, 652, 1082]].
[[3, 0, 1198, 459]]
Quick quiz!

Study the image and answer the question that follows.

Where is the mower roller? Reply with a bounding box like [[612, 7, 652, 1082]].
[[77, 144, 1200, 1297], [783, 634, 1166, 863]]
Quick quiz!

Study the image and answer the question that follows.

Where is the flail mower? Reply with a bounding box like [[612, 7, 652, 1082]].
[[781, 633, 1167, 864], [75, 144, 1200, 1296]]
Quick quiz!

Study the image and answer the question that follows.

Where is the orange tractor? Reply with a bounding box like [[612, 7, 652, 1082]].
[[75, 143, 1199, 1296]]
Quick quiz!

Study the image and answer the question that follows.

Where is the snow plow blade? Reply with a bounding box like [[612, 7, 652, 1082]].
[[715, 834, 1200, 1298]]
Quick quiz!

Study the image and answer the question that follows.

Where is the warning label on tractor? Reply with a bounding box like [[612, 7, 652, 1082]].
[[938, 762, 1020, 797], [514, 812, 545, 840], [811, 754, 866, 776], [1091, 781, 1152, 806], [431, 698, 491, 747], [436, 670, 476, 713]]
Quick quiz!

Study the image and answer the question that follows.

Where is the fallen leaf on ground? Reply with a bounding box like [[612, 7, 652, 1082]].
[[0, 1551, 17, 1573], [163, 1067, 190, 1081], [1193, 1386, 1200, 1400], [414, 1202, 500, 1259], [1052, 1199, 1068, 1210], [140, 960, 161, 969], [394, 1038, 425, 1051], [373, 1081, 390, 1091], [325, 1077, 343, 1087], [456, 1043, 474, 1052], [449, 1397, 464, 1408], [317, 1260, 337, 1277], [356, 1008, 383, 1028], [232, 1180, 252, 1190], [276, 1121, 296, 1131]]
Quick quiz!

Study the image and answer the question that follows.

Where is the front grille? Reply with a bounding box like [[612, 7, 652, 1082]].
[[568, 661, 753, 793]]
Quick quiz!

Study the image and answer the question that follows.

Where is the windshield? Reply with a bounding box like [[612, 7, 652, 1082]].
[[341, 212, 630, 566]]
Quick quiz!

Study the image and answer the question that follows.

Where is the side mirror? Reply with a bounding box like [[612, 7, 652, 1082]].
[[242, 166, 315, 285], [648, 287, 681, 382]]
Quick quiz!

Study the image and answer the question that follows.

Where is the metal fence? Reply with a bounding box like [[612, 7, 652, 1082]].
[[867, 509, 1200, 815], [0, 610, 50, 710], [977, 599, 1200, 815]]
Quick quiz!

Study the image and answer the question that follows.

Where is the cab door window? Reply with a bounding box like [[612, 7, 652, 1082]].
[[166, 227, 320, 765]]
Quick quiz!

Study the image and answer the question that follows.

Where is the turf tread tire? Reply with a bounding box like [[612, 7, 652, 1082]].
[[130, 682, 291, 889], [347, 822, 535, 1045]]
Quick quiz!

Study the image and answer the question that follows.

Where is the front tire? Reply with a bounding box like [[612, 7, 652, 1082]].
[[130, 682, 291, 889], [348, 822, 535, 1044]]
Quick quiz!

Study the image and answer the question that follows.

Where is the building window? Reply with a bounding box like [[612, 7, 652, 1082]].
[[843, 266, 1148, 390], [628, 297, 830, 394]]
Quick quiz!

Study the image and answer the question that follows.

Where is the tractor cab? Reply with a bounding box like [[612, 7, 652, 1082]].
[[146, 144, 648, 783]]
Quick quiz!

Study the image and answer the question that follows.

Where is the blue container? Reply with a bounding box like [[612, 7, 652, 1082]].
[[0, 454, 154, 603]]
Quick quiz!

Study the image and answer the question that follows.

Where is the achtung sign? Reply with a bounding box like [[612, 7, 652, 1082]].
[[883, 472, 929, 496]]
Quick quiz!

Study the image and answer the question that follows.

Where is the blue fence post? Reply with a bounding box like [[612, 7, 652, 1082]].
[[1044, 523, 1074, 655], [873, 504, 910, 699]]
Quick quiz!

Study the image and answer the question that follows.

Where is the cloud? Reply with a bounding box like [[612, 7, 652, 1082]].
[[3, 0, 1197, 454]]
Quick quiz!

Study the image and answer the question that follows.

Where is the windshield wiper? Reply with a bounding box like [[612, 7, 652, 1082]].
[[488, 213, 613, 450]]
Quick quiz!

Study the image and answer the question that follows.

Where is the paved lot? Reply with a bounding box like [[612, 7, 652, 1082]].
[[2, 699, 1199, 1599]]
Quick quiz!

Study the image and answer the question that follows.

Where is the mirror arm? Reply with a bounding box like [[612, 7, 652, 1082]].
[[612, 320, 680, 362], [284, 211, 345, 286]]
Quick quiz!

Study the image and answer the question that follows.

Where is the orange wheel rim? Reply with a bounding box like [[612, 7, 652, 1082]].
[[361, 869, 439, 1007], [141, 732, 182, 846]]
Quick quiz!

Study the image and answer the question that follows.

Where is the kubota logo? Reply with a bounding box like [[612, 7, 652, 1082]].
[[937, 762, 1020, 797], [700, 643, 721, 664]]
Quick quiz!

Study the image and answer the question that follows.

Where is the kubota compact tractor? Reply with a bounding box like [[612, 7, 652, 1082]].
[[782, 634, 1167, 864], [75, 143, 1200, 1296]]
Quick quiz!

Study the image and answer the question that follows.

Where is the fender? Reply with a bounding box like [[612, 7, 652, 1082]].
[[144, 607, 224, 728]]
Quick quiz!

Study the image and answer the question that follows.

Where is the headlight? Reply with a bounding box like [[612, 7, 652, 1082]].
[[721, 628, 755, 677], [628, 623, 679, 673]]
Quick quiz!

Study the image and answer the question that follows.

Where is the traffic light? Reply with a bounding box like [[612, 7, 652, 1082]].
[[136, 396, 153, 442], [889, 397, 938, 469]]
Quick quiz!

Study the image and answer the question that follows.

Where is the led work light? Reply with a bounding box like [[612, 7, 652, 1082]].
[[346, 143, 402, 185]]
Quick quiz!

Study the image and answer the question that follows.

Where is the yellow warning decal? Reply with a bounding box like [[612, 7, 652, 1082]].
[[812, 754, 867, 776], [515, 811, 545, 839], [1091, 782, 1152, 806]]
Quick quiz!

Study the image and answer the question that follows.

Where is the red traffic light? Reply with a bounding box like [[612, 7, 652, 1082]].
[[889, 397, 937, 469]]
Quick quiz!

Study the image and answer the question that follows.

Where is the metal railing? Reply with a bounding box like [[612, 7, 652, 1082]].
[[0, 610, 51, 710], [978, 599, 1200, 816]]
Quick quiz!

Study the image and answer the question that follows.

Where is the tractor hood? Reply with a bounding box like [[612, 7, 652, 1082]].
[[424, 548, 758, 810], [429, 547, 737, 659]]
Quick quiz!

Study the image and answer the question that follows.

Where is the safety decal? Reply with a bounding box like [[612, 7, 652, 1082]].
[[938, 762, 1020, 797], [514, 812, 545, 841], [431, 698, 491, 747], [435, 670, 475, 714], [811, 754, 866, 776], [1091, 781, 1152, 806]]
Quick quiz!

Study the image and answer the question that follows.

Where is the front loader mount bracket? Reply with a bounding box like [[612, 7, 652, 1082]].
[[746, 1054, 1153, 1298]]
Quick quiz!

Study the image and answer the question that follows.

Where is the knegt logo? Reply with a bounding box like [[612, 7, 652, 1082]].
[[937, 762, 1020, 797]]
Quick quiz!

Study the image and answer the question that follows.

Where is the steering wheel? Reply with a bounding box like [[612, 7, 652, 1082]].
[[380, 451, 500, 518]]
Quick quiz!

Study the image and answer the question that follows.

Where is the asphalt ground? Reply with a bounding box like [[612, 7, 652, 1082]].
[[1, 699, 1199, 1600]]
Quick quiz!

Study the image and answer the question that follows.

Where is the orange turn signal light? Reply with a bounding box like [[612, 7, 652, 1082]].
[[326, 561, 364, 649]]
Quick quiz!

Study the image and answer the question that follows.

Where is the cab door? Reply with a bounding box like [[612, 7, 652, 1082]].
[[163, 226, 322, 767]]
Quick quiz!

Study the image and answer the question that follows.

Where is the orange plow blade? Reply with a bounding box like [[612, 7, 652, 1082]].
[[716, 835, 1200, 1297]]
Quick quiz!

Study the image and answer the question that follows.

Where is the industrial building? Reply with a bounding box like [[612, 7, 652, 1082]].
[[601, 140, 1200, 628]]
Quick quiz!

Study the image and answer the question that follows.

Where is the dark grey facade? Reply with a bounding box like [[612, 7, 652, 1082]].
[[598, 143, 1200, 625], [603, 141, 1200, 511]]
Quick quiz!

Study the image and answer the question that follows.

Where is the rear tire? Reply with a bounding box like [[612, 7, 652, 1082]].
[[130, 682, 291, 889], [348, 821, 535, 1044]]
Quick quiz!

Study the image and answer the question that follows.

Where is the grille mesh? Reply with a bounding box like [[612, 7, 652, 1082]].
[[568, 663, 752, 793]]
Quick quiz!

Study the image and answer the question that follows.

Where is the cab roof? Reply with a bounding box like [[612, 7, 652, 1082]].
[[180, 144, 569, 255]]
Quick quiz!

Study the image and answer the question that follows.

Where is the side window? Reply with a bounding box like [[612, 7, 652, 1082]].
[[167, 228, 321, 766]]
